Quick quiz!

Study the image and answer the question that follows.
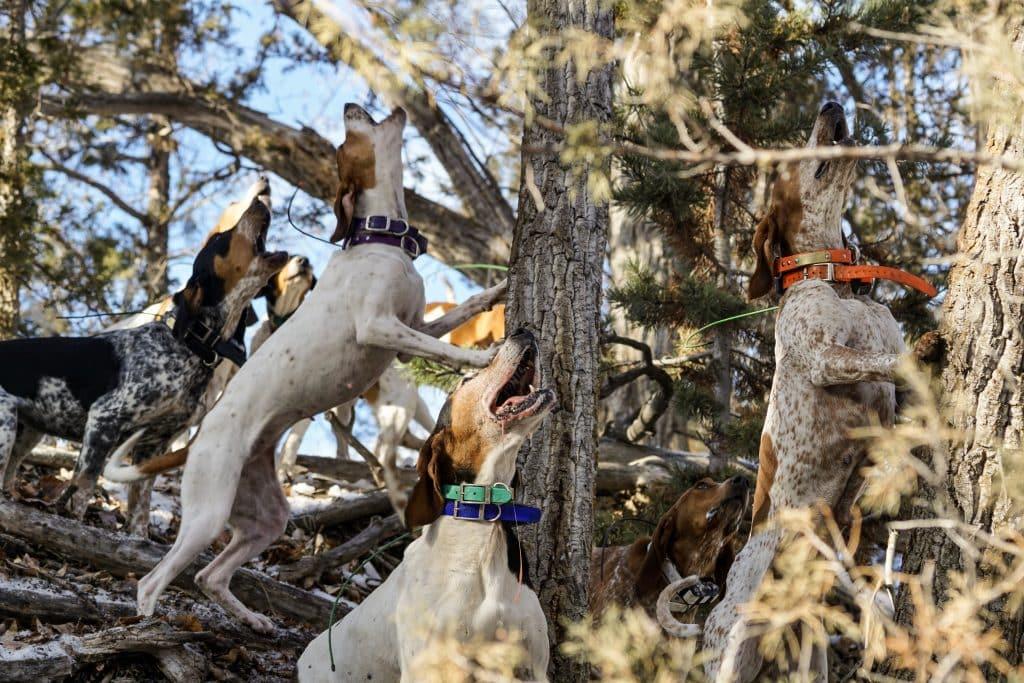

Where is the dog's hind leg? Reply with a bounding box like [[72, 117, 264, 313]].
[[373, 371, 417, 515], [3, 424, 42, 497], [0, 395, 24, 497], [137, 439, 242, 619], [277, 418, 311, 475], [194, 441, 288, 633], [125, 479, 154, 538]]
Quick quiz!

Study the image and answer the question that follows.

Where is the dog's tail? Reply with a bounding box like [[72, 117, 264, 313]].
[[102, 429, 190, 482]]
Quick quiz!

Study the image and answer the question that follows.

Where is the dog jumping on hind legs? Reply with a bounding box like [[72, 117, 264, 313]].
[[297, 330, 555, 682], [130, 104, 507, 633], [702, 102, 936, 682], [0, 187, 285, 521]]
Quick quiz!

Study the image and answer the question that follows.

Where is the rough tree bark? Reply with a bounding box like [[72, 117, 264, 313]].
[[505, 1, 612, 679], [0, 1, 33, 338], [893, 22, 1024, 668]]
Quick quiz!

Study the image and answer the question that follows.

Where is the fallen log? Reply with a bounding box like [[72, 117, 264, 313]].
[[0, 620, 212, 682], [0, 574, 308, 646], [0, 500, 337, 629], [289, 491, 392, 532], [24, 444, 76, 470], [0, 575, 134, 623], [279, 514, 404, 582]]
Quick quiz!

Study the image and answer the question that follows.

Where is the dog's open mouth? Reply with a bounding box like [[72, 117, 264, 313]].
[[490, 345, 553, 423]]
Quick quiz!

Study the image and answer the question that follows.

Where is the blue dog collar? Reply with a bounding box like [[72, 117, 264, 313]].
[[442, 500, 542, 524]]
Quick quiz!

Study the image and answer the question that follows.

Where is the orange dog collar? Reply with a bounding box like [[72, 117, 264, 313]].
[[773, 248, 937, 298]]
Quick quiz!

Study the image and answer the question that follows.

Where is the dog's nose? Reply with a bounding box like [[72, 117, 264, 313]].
[[820, 101, 843, 115], [298, 256, 310, 267]]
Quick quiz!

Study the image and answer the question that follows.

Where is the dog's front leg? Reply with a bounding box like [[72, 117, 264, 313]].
[[418, 279, 507, 339], [360, 316, 495, 368], [802, 344, 901, 387]]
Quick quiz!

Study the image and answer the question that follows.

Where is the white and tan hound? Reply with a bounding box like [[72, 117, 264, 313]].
[[125, 104, 506, 632], [297, 330, 554, 682]]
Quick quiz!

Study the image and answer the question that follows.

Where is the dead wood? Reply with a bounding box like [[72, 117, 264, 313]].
[[278, 514, 404, 582], [0, 620, 212, 682], [0, 500, 337, 628], [288, 491, 392, 532]]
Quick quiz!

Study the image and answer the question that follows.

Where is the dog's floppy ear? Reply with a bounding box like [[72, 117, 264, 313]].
[[634, 501, 675, 593], [171, 283, 204, 338], [330, 184, 353, 244], [713, 541, 735, 595], [330, 134, 377, 243], [637, 503, 678, 593], [748, 206, 778, 300], [405, 432, 448, 529], [405, 400, 454, 529]]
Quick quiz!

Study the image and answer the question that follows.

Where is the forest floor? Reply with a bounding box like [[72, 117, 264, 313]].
[[0, 449, 405, 682]]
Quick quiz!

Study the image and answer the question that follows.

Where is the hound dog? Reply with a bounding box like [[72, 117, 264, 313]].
[[0, 188, 286, 521], [703, 102, 934, 681], [317, 300, 505, 510], [297, 330, 554, 682], [129, 104, 507, 632], [589, 477, 748, 627]]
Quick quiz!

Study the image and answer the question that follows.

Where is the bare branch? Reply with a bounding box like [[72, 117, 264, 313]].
[[41, 153, 149, 224], [271, 0, 515, 233]]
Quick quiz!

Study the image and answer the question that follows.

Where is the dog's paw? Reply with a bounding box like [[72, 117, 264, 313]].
[[242, 610, 277, 635]]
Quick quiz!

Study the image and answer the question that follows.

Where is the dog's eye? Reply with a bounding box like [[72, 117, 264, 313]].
[[695, 481, 711, 490]]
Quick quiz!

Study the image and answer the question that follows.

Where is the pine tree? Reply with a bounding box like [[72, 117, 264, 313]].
[[607, 0, 966, 468]]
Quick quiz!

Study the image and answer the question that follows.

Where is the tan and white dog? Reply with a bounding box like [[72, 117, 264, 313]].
[[130, 104, 506, 632], [297, 330, 554, 682]]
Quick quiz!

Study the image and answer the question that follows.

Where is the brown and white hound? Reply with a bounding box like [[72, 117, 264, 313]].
[[298, 330, 554, 681], [703, 102, 932, 681], [589, 477, 748, 624]]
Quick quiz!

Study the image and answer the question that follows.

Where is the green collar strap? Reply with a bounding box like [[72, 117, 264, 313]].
[[441, 482, 514, 505]]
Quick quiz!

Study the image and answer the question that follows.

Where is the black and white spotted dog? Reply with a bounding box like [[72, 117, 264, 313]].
[[0, 189, 287, 521]]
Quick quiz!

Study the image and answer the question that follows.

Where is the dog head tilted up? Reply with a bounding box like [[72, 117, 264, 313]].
[[404, 329, 556, 528], [638, 476, 750, 597], [172, 182, 287, 340], [260, 254, 316, 325], [749, 101, 857, 298], [330, 103, 408, 243]]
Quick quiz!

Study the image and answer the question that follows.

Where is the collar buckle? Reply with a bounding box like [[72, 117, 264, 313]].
[[401, 234, 421, 258], [363, 215, 391, 233], [452, 499, 484, 521], [824, 262, 836, 281]]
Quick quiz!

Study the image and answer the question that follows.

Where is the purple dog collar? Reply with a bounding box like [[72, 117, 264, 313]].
[[442, 500, 542, 524], [343, 215, 428, 260]]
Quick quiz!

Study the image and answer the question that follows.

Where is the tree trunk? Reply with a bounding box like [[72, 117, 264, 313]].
[[710, 165, 733, 471], [505, 3, 612, 679], [893, 22, 1024, 669], [143, 117, 171, 299], [0, 1, 33, 338]]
